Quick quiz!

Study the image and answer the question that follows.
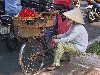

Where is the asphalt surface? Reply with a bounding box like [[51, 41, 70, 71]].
[[0, 1, 100, 75]]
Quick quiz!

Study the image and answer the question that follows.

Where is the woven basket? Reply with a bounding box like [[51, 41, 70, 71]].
[[13, 12, 55, 38], [14, 17, 54, 27], [17, 26, 44, 38], [45, 17, 54, 27]]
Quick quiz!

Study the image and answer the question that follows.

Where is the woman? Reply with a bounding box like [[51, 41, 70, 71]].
[[47, 8, 88, 71]]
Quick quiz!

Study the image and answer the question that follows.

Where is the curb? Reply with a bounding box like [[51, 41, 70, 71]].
[[89, 36, 100, 45]]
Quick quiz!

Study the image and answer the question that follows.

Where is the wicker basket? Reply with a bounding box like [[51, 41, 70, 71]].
[[13, 12, 55, 38], [14, 17, 54, 27], [17, 26, 44, 38]]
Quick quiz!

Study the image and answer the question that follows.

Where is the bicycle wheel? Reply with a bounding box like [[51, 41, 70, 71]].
[[19, 40, 44, 75]]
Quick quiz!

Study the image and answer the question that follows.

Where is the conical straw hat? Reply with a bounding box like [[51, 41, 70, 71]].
[[63, 8, 85, 24]]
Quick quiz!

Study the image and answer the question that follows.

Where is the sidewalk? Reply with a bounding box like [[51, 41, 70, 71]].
[[35, 52, 100, 75], [35, 62, 100, 75]]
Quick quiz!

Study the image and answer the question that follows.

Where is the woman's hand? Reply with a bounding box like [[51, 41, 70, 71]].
[[51, 35, 57, 42], [50, 35, 57, 48]]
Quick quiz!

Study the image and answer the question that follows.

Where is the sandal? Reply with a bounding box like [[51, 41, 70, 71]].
[[60, 58, 66, 62], [46, 66, 56, 71], [46, 64, 59, 71]]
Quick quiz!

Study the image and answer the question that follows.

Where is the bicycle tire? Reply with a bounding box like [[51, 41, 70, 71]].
[[19, 40, 44, 75], [5, 26, 18, 51], [5, 37, 18, 51]]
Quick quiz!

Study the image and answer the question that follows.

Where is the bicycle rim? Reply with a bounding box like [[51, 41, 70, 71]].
[[19, 40, 44, 75]]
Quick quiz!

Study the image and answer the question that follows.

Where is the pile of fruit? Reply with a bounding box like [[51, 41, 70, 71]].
[[17, 8, 38, 19]]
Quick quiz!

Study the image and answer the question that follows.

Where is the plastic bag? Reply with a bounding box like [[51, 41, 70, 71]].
[[5, 0, 22, 15]]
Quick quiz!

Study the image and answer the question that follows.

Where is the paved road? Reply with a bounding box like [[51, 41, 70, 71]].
[[80, 1, 100, 41], [0, 1, 100, 75], [0, 36, 22, 75]]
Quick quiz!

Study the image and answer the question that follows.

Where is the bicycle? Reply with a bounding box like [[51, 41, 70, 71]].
[[16, 11, 57, 74]]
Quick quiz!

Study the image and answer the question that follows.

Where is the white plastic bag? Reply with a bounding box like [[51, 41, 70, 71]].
[[5, 0, 22, 15]]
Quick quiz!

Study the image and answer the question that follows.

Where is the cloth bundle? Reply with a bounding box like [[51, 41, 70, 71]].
[[54, 0, 70, 7]]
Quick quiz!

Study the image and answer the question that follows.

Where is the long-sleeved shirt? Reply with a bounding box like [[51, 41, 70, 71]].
[[5, 0, 22, 15], [54, 24, 88, 52]]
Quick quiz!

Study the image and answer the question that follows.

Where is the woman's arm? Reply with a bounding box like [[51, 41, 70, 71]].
[[54, 26, 80, 43]]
